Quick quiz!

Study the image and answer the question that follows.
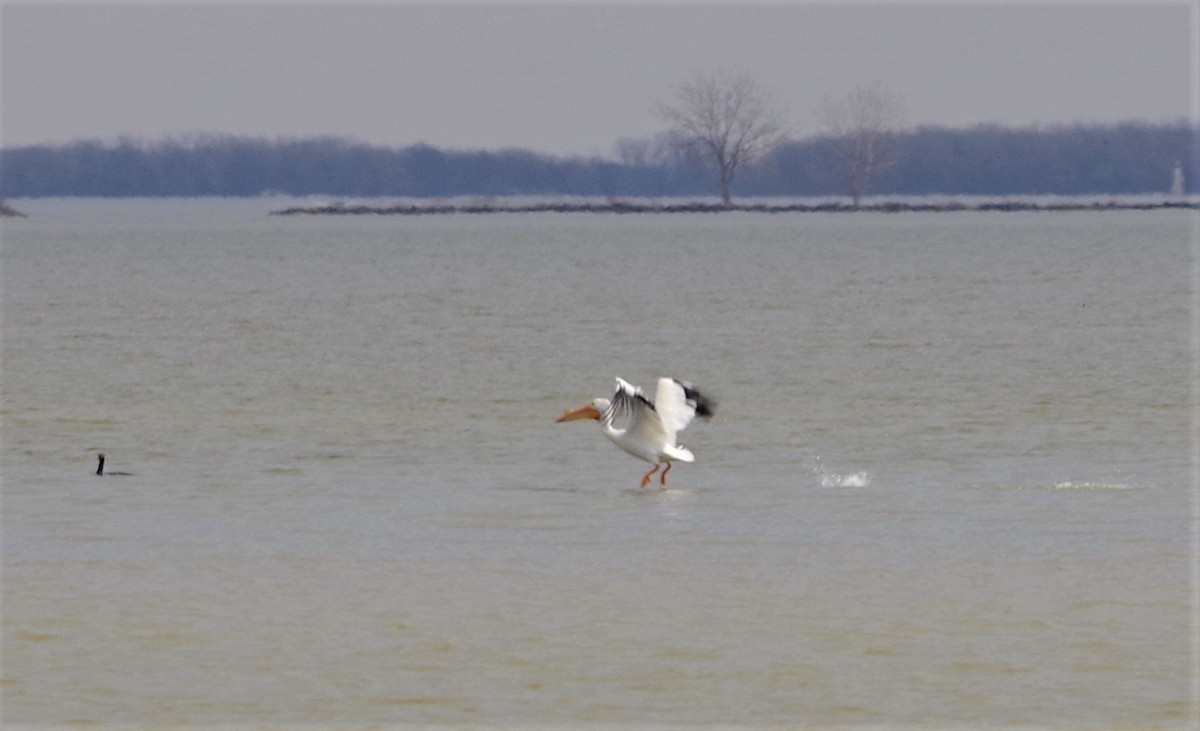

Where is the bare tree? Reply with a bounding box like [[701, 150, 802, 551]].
[[819, 82, 907, 207], [656, 69, 786, 206], [613, 130, 694, 169]]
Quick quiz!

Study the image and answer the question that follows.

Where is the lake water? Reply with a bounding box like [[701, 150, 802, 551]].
[[2, 198, 1197, 727]]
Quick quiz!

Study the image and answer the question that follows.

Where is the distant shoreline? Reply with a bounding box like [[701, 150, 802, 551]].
[[0, 199, 27, 217], [272, 199, 1199, 216]]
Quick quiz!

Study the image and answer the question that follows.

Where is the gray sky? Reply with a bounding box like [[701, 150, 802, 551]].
[[2, 2, 1196, 157]]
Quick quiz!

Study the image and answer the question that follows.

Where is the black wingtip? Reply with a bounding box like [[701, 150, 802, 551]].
[[678, 380, 717, 419]]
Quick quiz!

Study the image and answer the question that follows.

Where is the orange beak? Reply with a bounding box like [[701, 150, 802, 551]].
[[556, 403, 602, 422]]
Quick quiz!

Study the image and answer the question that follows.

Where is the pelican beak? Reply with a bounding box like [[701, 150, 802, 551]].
[[556, 403, 601, 422]]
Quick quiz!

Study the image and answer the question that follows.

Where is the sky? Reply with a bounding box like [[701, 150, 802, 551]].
[[2, 1, 1197, 158]]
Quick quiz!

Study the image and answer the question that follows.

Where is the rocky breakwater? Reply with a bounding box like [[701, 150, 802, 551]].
[[271, 199, 1199, 216]]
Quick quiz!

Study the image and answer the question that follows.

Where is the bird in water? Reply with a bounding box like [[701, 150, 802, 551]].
[[557, 377, 716, 489], [95, 453, 133, 476]]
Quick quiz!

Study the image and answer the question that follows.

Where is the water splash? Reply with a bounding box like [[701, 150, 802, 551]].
[[806, 454, 871, 488], [1052, 481, 1138, 491], [822, 471, 872, 488]]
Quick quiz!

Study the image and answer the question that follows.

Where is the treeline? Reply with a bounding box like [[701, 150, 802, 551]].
[[740, 122, 1197, 197], [1, 122, 1195, 199]]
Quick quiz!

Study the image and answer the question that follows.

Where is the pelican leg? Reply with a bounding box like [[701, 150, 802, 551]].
[[660, 461, 672, 487], [639, 463, 661, 489]]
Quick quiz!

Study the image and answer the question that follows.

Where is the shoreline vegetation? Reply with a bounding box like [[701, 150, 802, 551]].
[[272, 198, 1200, 216], [3, 123, 1194, 200]]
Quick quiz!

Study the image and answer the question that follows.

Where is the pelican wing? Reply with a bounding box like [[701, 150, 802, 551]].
[[655, 378, 715, 442], [603, 377, 665, 453], [609, 377, 658, 429]]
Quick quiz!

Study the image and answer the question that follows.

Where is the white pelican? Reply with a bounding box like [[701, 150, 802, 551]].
[[556, 377, 716, 489]]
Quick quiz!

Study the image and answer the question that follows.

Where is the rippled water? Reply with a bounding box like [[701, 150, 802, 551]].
[[2, 199, 1196, 726]]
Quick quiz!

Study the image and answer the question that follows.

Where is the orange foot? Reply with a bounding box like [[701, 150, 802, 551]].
[[640, 463, 661, 489]]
